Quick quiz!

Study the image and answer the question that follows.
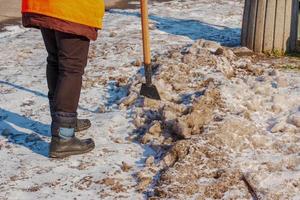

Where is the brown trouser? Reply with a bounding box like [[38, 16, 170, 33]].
[[41, 28, 90, 113]]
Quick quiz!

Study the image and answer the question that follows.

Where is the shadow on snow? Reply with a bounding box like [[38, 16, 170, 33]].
[[0, 108, 50, 157], [109, 10, 241, 47], [0, 80, 106, 113]]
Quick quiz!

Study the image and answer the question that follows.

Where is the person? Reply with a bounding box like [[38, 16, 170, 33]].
[[21, 0, 105, 158]]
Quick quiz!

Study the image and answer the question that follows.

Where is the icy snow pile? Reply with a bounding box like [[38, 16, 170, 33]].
[[119, 39, 300, 199]]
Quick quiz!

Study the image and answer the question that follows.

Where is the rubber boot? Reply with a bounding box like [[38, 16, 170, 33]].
[[49, 112, 95, 158], [49, 99, 91, 132]]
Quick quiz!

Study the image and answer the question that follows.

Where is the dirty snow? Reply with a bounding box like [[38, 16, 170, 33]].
[[0, 25, 26, 39], [0, 0, 300, 199]]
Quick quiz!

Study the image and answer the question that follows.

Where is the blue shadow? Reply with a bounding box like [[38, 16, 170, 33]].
[[104, 81, 129, 108], [0, 108, 50, 157], [109, 10, 241, 46], [0, 80, 47, 98], [0, 80, 101, 113]]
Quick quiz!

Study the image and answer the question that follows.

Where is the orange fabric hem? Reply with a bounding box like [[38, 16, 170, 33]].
[[22, 13, 98, 41], [21, 9, 103, 29]]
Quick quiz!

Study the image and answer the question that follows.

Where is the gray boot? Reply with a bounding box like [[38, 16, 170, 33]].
[[49, 112, 95, 158], [49, 99, 91, 132]]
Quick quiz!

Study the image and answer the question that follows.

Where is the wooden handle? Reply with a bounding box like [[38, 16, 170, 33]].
[[140, 0, 151, 65]]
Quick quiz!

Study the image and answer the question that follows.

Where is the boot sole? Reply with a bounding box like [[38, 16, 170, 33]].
[[49, 145, 95, 159], [75, 123, 91, 132]]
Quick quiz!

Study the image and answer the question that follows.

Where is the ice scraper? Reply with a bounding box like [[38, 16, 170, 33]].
[[139, 0, 161, 100]]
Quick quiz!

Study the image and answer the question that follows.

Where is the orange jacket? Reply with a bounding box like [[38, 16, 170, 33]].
[[22, 0, 105, 28]]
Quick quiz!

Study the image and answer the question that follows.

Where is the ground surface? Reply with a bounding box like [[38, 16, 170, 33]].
[[0, 0, 21, 24], [0, 0, 300, 200]]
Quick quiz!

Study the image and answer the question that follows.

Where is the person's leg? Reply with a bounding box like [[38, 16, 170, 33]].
[[41, 28, 59, 115], [41, 28, 91, 132], [54, 31, 89, 113], [49, 31, 94, 158]]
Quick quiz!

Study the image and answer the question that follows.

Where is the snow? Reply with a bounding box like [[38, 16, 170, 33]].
[[0, 0, 300, 199], [0, 25, 26, 39]]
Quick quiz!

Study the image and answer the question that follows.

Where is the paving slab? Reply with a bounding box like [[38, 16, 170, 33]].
[[0, 0, 21, 20], [0, 0, 21, 29]]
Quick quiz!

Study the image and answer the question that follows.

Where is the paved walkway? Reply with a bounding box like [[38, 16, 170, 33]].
[[0, 0, 21, 22]]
